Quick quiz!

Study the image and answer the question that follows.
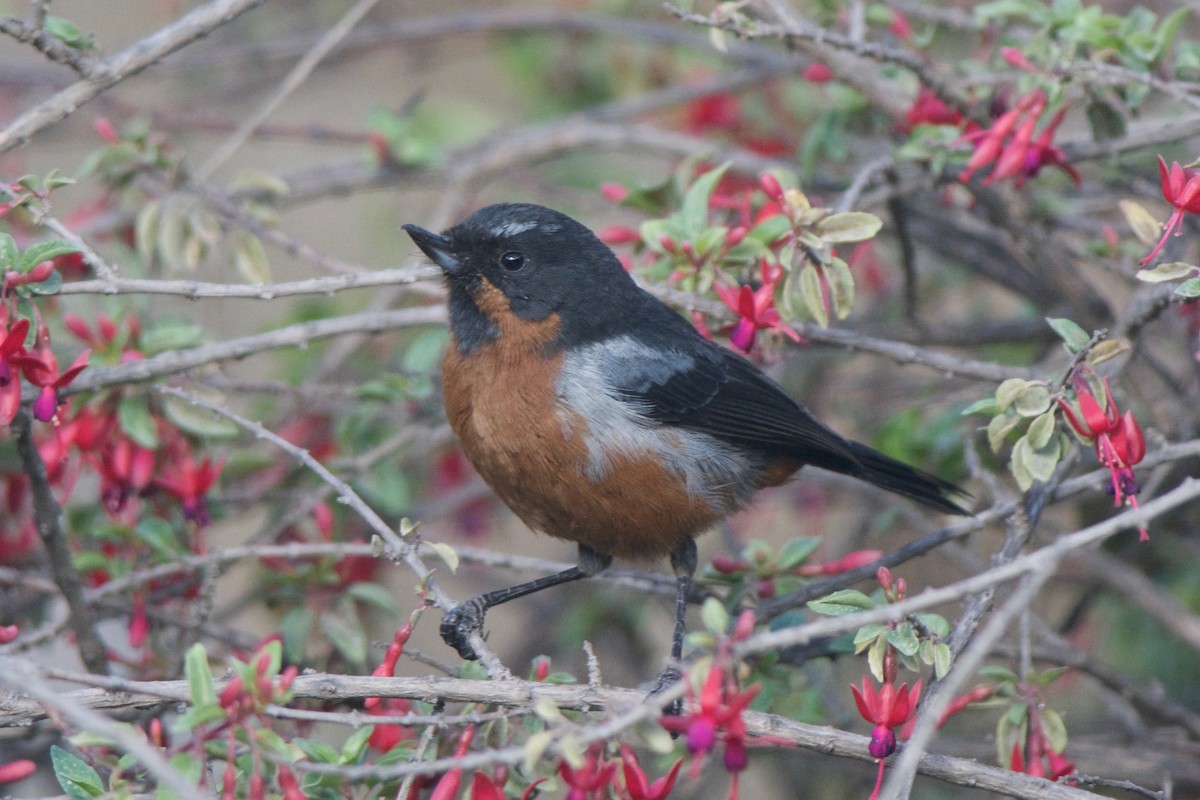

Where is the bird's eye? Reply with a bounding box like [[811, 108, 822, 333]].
[[499, 250, 525, 271]]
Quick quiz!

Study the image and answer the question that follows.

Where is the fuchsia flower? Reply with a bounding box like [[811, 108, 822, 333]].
[[1140, 155, 1200, 266], [851, 677, 922, 798], [620, 744, 683, 800], [156, 453, 223, 526], [1058, 373, 1148, 539], [959, 90, 1079, 188], [558, 743, 618, 800], [713, 261, 802, 353], [0, 316, 30, 425]]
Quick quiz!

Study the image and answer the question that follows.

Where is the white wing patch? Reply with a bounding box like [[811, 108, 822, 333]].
[[557, 336, 760, 514]]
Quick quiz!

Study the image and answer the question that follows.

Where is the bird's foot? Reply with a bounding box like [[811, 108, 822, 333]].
[[648, 665, 684, 718], [440, 599, 487, 661]]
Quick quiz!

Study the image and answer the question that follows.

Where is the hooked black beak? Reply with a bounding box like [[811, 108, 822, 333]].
[[403, 224, 461, 273]]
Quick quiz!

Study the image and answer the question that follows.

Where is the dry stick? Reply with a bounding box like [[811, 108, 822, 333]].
[[197, 0, 383, 180], [10, 410, 109, 675], [58, 266, 436, 298], [60, 306, 446, 397], [0, 0, 267, 153], [2, 670, 1106, 800], [740, 478, 1200, 660], [882, 565, 1058, 800], [0, 658, 211, 800], [152, 385, 509, 680], [758, 437, 1200, 620]]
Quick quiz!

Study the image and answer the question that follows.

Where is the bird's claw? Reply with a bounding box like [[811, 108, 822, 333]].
[[648, 665, 684, 718], [440, 599, 486, 661]]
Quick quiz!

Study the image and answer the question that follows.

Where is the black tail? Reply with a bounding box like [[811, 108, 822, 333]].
[[845, 441, 969, 516]]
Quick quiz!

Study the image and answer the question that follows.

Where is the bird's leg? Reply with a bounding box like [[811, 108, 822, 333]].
[[649, 538, 697, 716], [441, 544, 612, 661]]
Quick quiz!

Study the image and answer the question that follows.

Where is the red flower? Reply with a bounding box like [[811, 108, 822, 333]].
[[851, 678, 922, 759], [659, 662, 762, 783], [713, 261, 802, 353], [558, 743, 617, 800], [620, 744, 683, 800], [156, 453, 222, 526], [802, 62, 833, 83], [1140, 155, 1200, 265], [0, 316, 30, 425], [8, 317, 89, 423], [851, 678, 922, 798], [959, 90, 1079, 188], [1058, 374, 1148, 539], [0, 760, 35, 785]]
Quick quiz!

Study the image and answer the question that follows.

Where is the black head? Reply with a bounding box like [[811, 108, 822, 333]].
[[404, 203, 639, 352]]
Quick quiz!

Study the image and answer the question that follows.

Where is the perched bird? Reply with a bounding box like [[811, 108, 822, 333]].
[[404, 203, 966, 680]]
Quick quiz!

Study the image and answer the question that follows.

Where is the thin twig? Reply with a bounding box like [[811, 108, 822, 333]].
[[11, 411, 109, 675]]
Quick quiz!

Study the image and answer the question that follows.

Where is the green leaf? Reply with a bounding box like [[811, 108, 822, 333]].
[[1045, 317, 1090, 353], [776, 536, 821, 571], [339, 725, 376, 765], [852, 623, 887, 650], [978, 664, 1019, 684], [0, 233, 18, 272], [1119, 199, 1160, 246], [429, 541, 459, 573], [21, 240, 78, 271], [826, 257, 855, 319], [52, 746, 104, 800], [44, 16, 93, 49], [867, 633, 887, 682], [293, 738, 340, 764], [1040, 707, 1069, 753], [281, 606, 314, 665], [1012, 384, 1052, 417], [1175, 277, 1200, 298], [234, 232, 271, 284], [1027, 410, 1057, 448], [345, 581, 397, 613], [133, 517, 181, 560], [161, 391, 240, 440], [185, 644, 216, 708], [994, 378, 1031, 412], [798, 262, 828, 327], [887, 622, 920, 656], [680, 163, 731, 235], [808, 589, 875, 616], [814, 211, 882, 243], [118, 394, 159, 448], [914, 612, 950, 639], [960, 396, 999, 416], [320, 608, 368, 667], [932, 642, 952, 679], [1136, 261, 1195, 283], [701, 597, 730, 634], [141, 318, 203, 356], [986, 412, 1021, 453], [402, 328, 450, 373], [26, 269, 63, 295]]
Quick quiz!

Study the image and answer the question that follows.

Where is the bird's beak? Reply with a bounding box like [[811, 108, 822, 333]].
[[403, 224, 461, 273]]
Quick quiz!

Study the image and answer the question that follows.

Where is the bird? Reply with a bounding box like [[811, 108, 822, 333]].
[[403, 203, 967, 685]]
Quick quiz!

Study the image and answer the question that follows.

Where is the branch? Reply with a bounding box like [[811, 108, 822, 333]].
[[0, 0, 266, 154], [0, 658, 210, 800], [1, 668, 1109, 799], [11, 411, 109, 675], [61, 306, 446, 397]]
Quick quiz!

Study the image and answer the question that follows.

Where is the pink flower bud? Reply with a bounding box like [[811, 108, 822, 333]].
[[600, 182, 629, 203], [93, 117, 120, 144], [0, 624, 18, 644], [758, 172, 784, 202], [0, 759, 36, 785], [802, 62, 833, 83]]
